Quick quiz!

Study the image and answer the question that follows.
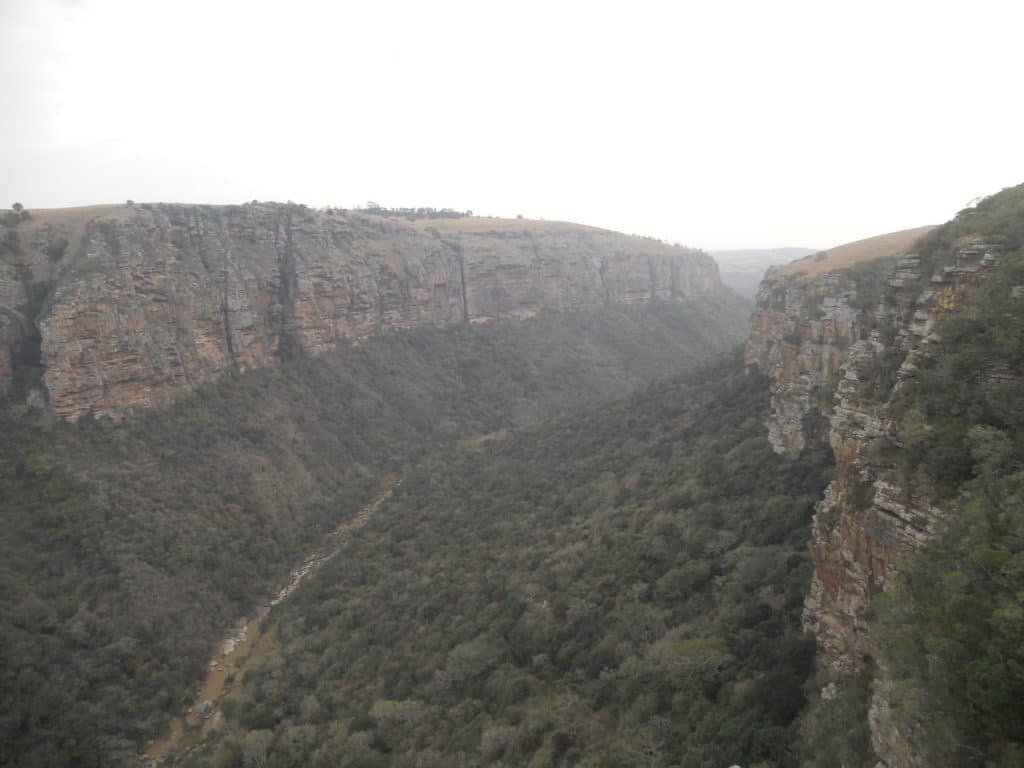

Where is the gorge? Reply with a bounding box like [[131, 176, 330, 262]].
[[1, 186, 1022, 768]]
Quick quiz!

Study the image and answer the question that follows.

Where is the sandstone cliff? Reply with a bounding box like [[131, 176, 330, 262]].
[[745, 231, 1003, 766], [0, 203, 734, 421]]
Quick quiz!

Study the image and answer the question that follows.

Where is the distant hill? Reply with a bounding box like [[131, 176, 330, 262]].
[[711, 247, 819, 297], [714, 227, 940, 298], [772, 225, 936, 279]]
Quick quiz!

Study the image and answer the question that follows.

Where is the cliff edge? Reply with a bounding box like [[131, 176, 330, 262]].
[[0, 203, 739, 421], [745, 204, 1017, 766]]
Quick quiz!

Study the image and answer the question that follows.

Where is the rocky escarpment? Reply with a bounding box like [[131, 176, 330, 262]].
[[0, 204, 734, 421], [745, 237, 1002, 765]]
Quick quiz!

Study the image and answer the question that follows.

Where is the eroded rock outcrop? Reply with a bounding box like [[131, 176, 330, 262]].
[[0, 204, 732, 421], [744, 271, 860, 454], [745, 237, 1002, 766]]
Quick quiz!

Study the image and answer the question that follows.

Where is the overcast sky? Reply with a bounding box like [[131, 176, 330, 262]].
[[2, 0, 1021, 249]]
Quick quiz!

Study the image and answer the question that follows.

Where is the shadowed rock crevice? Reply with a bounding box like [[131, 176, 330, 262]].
[[221, 242, 237, 365], [7, 270, 50, 402], [275, 212, 302, 361]]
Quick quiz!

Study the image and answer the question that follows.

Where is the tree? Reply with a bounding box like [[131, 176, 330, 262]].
[[12, 202, 23, 212], [619, 726, 665, 768]]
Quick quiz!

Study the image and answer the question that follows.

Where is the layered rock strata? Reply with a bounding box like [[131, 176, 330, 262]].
[[745, 239, 1002, 765], [0, 204, 728, 420]]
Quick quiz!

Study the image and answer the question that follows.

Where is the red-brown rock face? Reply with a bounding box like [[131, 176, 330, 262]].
[[0, 204, 728, 421], [744, 271, 860, 454], [745, 240, 1001, 766]]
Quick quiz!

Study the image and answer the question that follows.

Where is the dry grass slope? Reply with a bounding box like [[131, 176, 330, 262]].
[[774, 225, 937, 278], [7, 204, 133, 256]]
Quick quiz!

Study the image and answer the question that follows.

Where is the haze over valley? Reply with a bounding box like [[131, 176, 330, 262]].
[[2, 2, 1023, 768]]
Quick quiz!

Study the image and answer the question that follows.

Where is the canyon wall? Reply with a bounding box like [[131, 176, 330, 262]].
[[745, 238, 1002, 766], [0, 204, 732, 421]]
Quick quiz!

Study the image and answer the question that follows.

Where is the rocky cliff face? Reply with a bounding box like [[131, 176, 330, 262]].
[[745, 238, 1002, 766], [0, 204, 730, 421]]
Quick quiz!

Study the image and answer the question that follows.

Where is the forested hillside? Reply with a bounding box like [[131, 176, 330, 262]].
[[870, 210, 1024, 767], [183, 355, 834, 768], [784, 184, 1024, 768], [0, 301, 741, 767], [4, 186, 1020, 768]]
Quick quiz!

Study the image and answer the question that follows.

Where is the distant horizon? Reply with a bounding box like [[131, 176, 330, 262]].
[[710, 245, 820, 253]]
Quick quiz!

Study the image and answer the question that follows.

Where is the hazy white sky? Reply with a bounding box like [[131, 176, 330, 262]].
[[1, 0, 1021, 249]]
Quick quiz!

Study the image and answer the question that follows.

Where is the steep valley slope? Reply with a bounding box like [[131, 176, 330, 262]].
[[169, 202, 1015, 768], [746, 184, 1024, 767], [2, 186, 1022, 768], [178, 186, 1024, 768], [167, 354, 834, 768], [0, 204, 748, 768]]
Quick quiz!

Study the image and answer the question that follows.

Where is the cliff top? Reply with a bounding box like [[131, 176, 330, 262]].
[[9, 202, 696, 255], [411, 215, 603, 234], [8, 203, 135, 250], [1, 198, 736, 421], [774, 225, 936, 278], [408, 215, 693, 250]]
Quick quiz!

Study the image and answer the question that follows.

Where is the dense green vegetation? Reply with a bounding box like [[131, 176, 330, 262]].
[[875, 229, 1024, 767], [796, 673, 876, 768], [0, 301, 741, 767], [188, 355, 833, 768], [5, 185, 1021, 767], [914, 183, 1024, 273], [798, 183, 1024, 768]]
